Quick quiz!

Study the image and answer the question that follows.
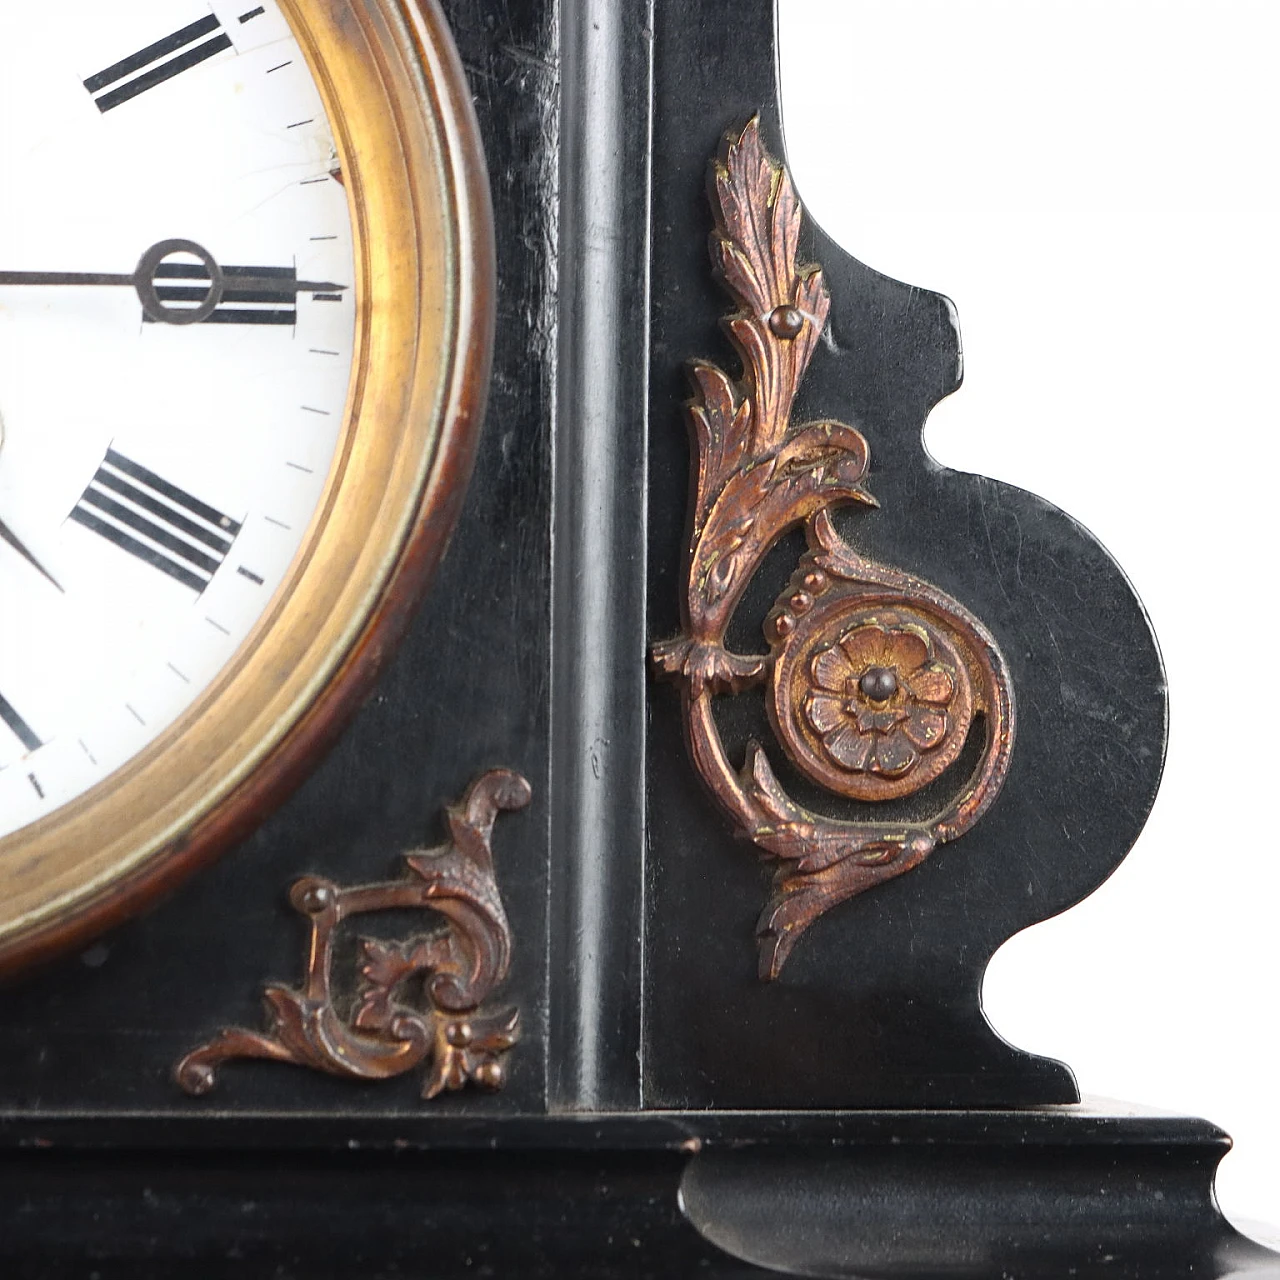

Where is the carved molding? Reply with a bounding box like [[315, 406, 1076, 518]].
[[176, 769, 529, 1099], [653, 119, 1015, 980]]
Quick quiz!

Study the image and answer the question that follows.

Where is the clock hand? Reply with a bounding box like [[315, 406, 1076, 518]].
[[0, 515, 64, 593], [0, 238, 347, 326], [0, 270, 135, 286]]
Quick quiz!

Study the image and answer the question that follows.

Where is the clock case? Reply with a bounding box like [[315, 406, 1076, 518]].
[[0, 1, 1275, 1276]]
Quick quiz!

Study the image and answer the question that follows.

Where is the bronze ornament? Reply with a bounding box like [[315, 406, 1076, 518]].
[[653, 119, 1015, 980], [771, 599, 974, 803], [176, 769, 528, 1099]]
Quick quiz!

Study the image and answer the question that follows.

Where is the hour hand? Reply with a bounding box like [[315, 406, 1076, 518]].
[[0, 516, 64, 592]]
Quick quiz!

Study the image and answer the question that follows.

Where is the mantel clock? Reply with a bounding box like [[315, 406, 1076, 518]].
[[0, 1, 1275, 1276]]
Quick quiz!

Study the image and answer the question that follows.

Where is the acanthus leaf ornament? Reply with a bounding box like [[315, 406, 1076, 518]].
[[653, 119, 1016, 980], [176, 769, 529, 1100]]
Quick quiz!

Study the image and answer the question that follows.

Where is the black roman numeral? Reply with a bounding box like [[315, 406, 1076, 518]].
[[69, 449, 242, 594], [0, 692, 41, 754], [145, 263, 306, 326], [84, 14, 233, 113]]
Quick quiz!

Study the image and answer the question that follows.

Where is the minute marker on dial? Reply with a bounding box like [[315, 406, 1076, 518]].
[[0, 239, 347, 326]]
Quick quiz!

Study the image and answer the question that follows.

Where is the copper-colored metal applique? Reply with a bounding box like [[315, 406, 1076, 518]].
[[176, 769, 529, 1099], [653, 119, 1015, 980]]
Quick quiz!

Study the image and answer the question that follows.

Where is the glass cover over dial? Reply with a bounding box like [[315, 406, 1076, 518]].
[[0, 0, 356, 838]]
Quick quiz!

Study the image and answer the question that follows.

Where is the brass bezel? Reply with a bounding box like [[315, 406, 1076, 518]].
[[0, 0, 494, 970]]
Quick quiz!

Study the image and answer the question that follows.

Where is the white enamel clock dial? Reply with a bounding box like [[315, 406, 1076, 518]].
[[0, 1, 356, 837]]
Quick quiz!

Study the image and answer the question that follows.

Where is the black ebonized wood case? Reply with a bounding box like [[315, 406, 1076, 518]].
[[0, 2, 1276, 1276]]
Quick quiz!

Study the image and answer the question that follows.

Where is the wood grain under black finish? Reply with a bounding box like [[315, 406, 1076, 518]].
[[642, 0, 1166, 1107]]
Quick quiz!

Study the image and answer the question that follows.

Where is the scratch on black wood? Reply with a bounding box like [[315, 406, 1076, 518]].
[[500, 42, 557, 75]]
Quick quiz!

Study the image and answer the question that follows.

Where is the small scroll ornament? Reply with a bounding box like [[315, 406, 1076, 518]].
[[176, 769, 529, 1099], [653, 119, 1015, 980]]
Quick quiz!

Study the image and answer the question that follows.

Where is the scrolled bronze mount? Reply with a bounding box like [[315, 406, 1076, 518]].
[[176, 769, 529, 1099], [653, 119, 1015, 979]]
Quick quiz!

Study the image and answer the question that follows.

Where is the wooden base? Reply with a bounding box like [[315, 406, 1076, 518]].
[[1, 1107, 1275, 1278]]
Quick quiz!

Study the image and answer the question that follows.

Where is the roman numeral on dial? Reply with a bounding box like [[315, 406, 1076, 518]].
[[0, 692, 41, 754], [69, 449, 242, 594], [146, 263, 313, 327], [84, 14, 233, 114]]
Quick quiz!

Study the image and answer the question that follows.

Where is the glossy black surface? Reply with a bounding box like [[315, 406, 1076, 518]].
[[681, 1112, 1280, 1280], [1, 1111, 1276, 1278], [548, 0, 652, 1113]]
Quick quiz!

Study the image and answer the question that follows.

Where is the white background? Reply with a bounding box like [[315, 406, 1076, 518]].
[[779, 0, 1278, 1231]]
